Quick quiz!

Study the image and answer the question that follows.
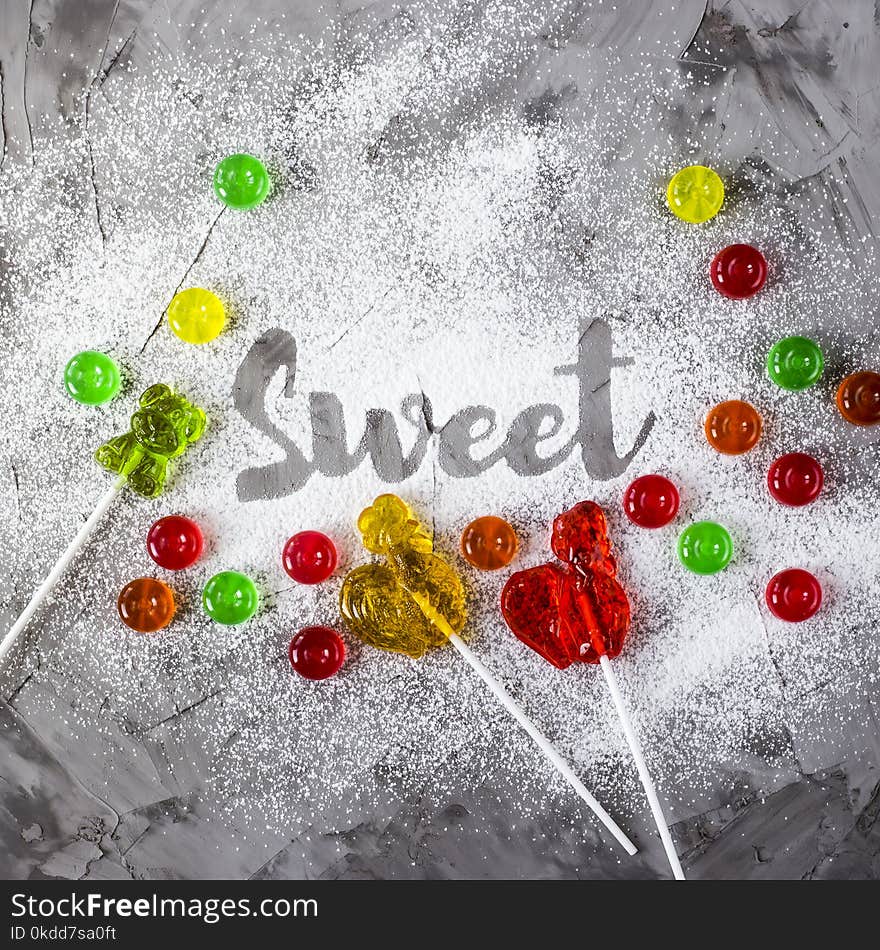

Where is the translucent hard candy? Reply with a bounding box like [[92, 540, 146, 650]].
[[836, 371, 880, 425], [500, 501, 630, 669], [117, 577, 175, 632], [704, 400, 762, 455], [339, 494, 466, 658], [623, 474, 680, 529], [147, 515, 204, 570], [282, 531, 337, 584], [64, 351, 120, 405], [167, 288, 225, 344], [94, 384, 206, 498], [709, 244, 767, 299], [767, 336, 823, 391], [767, 453, 823, 507], [203, 570, 259, 625], [677, 521, 733, 575], [213, 153, 270, 210], [666, 165, 724, 223], [289, 626, 346, 680], [765, 568, 822, 622], [460, 516, 518, 570]]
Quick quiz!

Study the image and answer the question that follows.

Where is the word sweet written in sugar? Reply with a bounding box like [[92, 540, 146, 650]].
[[232, 318, 655, 501]]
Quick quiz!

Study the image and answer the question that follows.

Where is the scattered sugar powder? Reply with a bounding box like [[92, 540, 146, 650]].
[[1, 7, 878, 857]]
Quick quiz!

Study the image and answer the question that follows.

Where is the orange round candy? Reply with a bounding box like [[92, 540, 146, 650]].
[[836, 371, 880, 426], [704, 400, 762, 455], [117, 577, 175, 632], [461, 516, 518, 571]]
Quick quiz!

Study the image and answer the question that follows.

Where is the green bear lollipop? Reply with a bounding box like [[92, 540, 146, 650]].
[[2, 383, 206, 668], [95, 384, 206, 498]]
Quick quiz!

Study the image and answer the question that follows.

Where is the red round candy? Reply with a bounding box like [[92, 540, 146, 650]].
[[622, 474, 680, 529], [289, 626, 345, 680], [282, 530, 337, 584], [767, 453, 823, 507], [146, 515, 204, 570], [765, 569, 822, 623], [709, 244, 767, 299]]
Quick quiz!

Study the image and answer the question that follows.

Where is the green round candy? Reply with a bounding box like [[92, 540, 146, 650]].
[[766, 336, 824, 391], [203, 571, 259, 625], [64, 351, 121, 405], [677, 521, 733, 575], [213, 153, 270, 210]]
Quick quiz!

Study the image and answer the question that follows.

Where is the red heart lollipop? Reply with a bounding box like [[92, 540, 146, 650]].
[[501, 501, 630, 668], [500, 500, 684, 880]]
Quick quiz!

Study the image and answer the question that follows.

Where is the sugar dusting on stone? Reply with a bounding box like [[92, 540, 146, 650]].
[[1, 9, 878, 858]]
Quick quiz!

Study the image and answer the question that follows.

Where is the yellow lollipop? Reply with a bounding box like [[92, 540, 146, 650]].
[[666, 165, 724, 224], [340, 494, 466, 658], [167, 288, 225, 344]]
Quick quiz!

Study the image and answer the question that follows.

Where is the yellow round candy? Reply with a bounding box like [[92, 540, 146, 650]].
[[167, 288, 225, 344], [666, 165, 724, 224]]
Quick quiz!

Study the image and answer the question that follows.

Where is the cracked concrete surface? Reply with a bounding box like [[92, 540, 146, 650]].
[[1, 0, 879, 880]]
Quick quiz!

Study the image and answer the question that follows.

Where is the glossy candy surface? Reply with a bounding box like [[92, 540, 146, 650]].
[[289, 626, 346, 680], [704, 400, 762, 455], [765, 568, 822, 622], [202, 570, 259, 625], [282, 531, 337, 584], [117, 577, 175, 632], [767, 453, 823, 507], [213, 153, 270, 210], [836, 371, 880, 426], [709, 244, 767, 299], [623, 474, 680, 529], [147, 515, 204, 570], [500, 501, 630, 669], [167, 288, 225, 344], [677, 521, 733, 575], [666, 165, 724, 223], [339, 494, 466, 659], [766, 336, 824, 391], [64, 351, 120, 405], [460, 516, 518, 570], [95, 384, 206, 498]]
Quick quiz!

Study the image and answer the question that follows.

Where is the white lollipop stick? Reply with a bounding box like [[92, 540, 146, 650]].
[[448, 633, 637, 856], [599, 654, 685, 880], [0, 478, 124, 667]]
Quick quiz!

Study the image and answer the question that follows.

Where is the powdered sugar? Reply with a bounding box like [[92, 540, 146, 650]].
[[1, 10, 878, 855]]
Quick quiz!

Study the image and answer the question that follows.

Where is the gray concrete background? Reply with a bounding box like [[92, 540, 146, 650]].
[[1, 0, 879, 880]]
